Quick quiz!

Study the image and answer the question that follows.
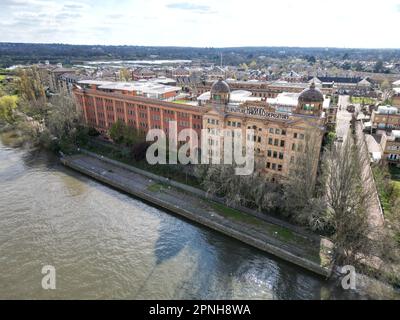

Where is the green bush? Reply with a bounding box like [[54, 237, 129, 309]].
[[109, 120, 144, 146], [88, 127, 100, 137], [131, 141, 150, 161], [326, 131, 336, 146]]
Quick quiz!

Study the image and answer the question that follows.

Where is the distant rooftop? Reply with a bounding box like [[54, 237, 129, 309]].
[[376, 105, 399, 114], [78, 80, 113, 86], [268, 81, 311, 88], [392, 80, 400, 87], [307, 76, 364, 84]]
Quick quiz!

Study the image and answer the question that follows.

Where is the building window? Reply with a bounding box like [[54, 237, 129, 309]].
[[279, 152, 284, 160], [268, 138, 273, 145], [267, 150, 272, 157], [280, 140, 285, 147], [278, 165, 282, 172]]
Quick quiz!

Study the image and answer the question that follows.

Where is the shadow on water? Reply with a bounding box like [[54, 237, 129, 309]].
[[154, 219, 191, 265], [152, 215, 310, 299]]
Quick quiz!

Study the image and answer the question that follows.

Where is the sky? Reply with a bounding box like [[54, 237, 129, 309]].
[[0, 0, 399, 48]]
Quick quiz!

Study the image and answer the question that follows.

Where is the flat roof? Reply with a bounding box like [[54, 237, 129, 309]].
[[267, 92, 330, 109], [267, 92, 300, 106], [98, 82, 136, 92], [78, 80, 113, 86], [78, 79, 180, 95], [97, 81, 181, 95], [197, 90, 262, 103]]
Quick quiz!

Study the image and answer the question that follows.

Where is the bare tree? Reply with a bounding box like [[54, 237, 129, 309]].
[[282, 130, 326, 228], [321, 136, 376, 268], [199, 162, 280, 212]]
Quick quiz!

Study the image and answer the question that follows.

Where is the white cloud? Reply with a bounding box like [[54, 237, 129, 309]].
[[0, 0, 399, 47]]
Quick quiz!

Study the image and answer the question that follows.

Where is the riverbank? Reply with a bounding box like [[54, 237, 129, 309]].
[[61, 150, 334, 277]]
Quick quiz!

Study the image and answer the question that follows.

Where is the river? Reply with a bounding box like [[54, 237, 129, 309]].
[[0, 137, 368, 299]]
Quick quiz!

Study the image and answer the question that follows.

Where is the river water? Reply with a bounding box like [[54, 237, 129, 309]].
[[0, 137, 367, 299]]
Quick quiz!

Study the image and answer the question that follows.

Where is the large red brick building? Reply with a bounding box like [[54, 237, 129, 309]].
[[73, 80, 203, 137], [74, 78, 330, 182]]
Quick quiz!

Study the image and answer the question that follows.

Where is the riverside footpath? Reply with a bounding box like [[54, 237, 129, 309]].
[[61, 150, 334, 277]]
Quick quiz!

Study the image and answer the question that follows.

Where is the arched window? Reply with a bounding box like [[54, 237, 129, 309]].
[[303, 103, 314, 111]]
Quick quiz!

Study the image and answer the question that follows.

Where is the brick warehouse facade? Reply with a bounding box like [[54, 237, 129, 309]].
[[202, 79, 327, 183]]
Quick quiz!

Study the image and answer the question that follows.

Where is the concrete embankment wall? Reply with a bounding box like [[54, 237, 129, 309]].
[[78, 149, 320, 241], [61, 154, 332, 278]]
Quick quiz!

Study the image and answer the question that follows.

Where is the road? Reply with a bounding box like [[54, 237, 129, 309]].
[[336, 95, 353, 141]]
